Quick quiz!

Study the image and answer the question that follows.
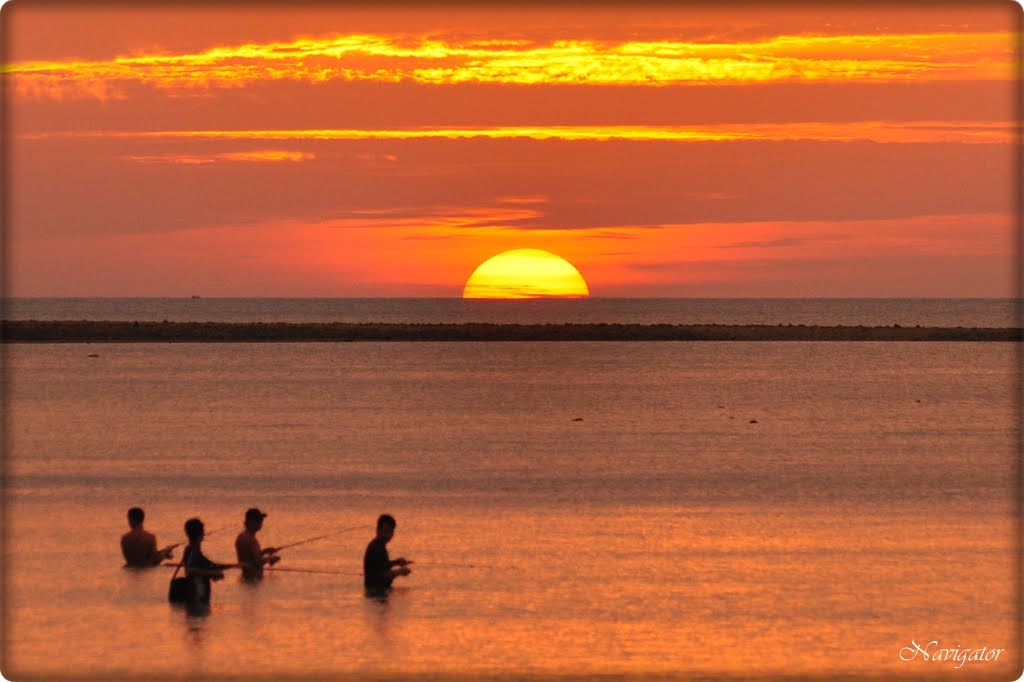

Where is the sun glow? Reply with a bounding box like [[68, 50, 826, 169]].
[[463, 249, 590, 299]]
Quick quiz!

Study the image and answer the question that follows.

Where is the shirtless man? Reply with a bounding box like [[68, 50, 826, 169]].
[[121, 507, 175, 567], [234, 508, 280, 581]]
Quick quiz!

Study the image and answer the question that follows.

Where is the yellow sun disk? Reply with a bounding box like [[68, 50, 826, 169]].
[[463, 249, 590, 299]]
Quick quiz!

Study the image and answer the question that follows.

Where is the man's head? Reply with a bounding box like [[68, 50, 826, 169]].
[[376, 514, 397, 542], [184, 518, 205, 542], [245, 507, 267, 531], [127, 507, 145, 528]]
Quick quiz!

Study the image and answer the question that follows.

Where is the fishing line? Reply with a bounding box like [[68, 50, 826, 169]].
[[273, 524, 365, 551], [416, 561, 520, 570]]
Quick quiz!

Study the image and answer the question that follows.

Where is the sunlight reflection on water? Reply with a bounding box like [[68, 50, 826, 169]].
[[4, 341, 1019, 678]]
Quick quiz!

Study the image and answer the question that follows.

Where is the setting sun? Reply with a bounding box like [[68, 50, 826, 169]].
[[463, 249, 590, 299]]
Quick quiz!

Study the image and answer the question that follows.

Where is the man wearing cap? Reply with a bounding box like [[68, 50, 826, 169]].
[[234, 508, 280, 581]]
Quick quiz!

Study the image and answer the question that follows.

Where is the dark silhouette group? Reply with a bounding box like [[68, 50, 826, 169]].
[[123, 507, 412, 613]]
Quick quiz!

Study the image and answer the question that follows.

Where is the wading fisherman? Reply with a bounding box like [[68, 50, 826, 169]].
[[363, 514, 411, 595], [121, 507, 175, 567], [235, 507, 280, 581], [183, 518, 231, 611]]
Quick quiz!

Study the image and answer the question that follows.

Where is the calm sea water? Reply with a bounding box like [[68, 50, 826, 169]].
[[3, 297, 1019, 327], [3, 338, 1019, 680]]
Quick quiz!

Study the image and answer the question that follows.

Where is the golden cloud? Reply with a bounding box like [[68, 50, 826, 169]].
[[6, 31, 1014, 100], [123, 150, 316, 164], [25, 121, 1018, 145]]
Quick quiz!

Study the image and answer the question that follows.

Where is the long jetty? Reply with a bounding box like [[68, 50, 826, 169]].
[[2, 320, 1020, 342]]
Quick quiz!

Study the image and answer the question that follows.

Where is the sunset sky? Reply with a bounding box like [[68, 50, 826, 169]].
[[4, 3, 1020, 297]]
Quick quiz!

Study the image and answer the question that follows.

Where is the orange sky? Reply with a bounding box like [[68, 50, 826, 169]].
[[3, 3, 1020, 297]]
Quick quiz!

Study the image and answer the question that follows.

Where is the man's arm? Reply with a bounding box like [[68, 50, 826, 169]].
[[187, 565, 226, 579], [388, 564, 412, 579], [145, 534, 176, 564], [236, 535, 278, 570], [260, 544, 280, 565], [188, 550, 233, 579], [387, 554, 412, 578], [139, 532, 166, 566]]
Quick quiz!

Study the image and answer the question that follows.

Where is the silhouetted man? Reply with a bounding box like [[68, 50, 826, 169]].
[[235, 507, 280, 581], [121, 507, 174, 567], [363, 514, 411, 594], [182, 517, 233, 612]]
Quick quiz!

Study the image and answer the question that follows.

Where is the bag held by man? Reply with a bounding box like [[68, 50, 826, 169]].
[[168, 556, 194, 603]]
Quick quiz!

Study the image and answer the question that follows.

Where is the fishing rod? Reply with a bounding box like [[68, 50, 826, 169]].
[[272, 525, 365, 552], [162, 563, 361, 576], [264, 566, 363, 576], [161, 563, 361, 576], [165, 524, 232, 551]]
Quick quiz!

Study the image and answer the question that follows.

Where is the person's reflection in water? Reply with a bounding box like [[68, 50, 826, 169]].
[[183, 608, 209, 674], [362, 584, 411, 654], [185, 612, 207, 638]]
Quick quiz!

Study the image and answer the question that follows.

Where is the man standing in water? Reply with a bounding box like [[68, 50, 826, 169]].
[[183, 517, 232, 612], [121, 507, 175, 567], [235, 507, 280, 581], [363, 514, 411, 594]]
